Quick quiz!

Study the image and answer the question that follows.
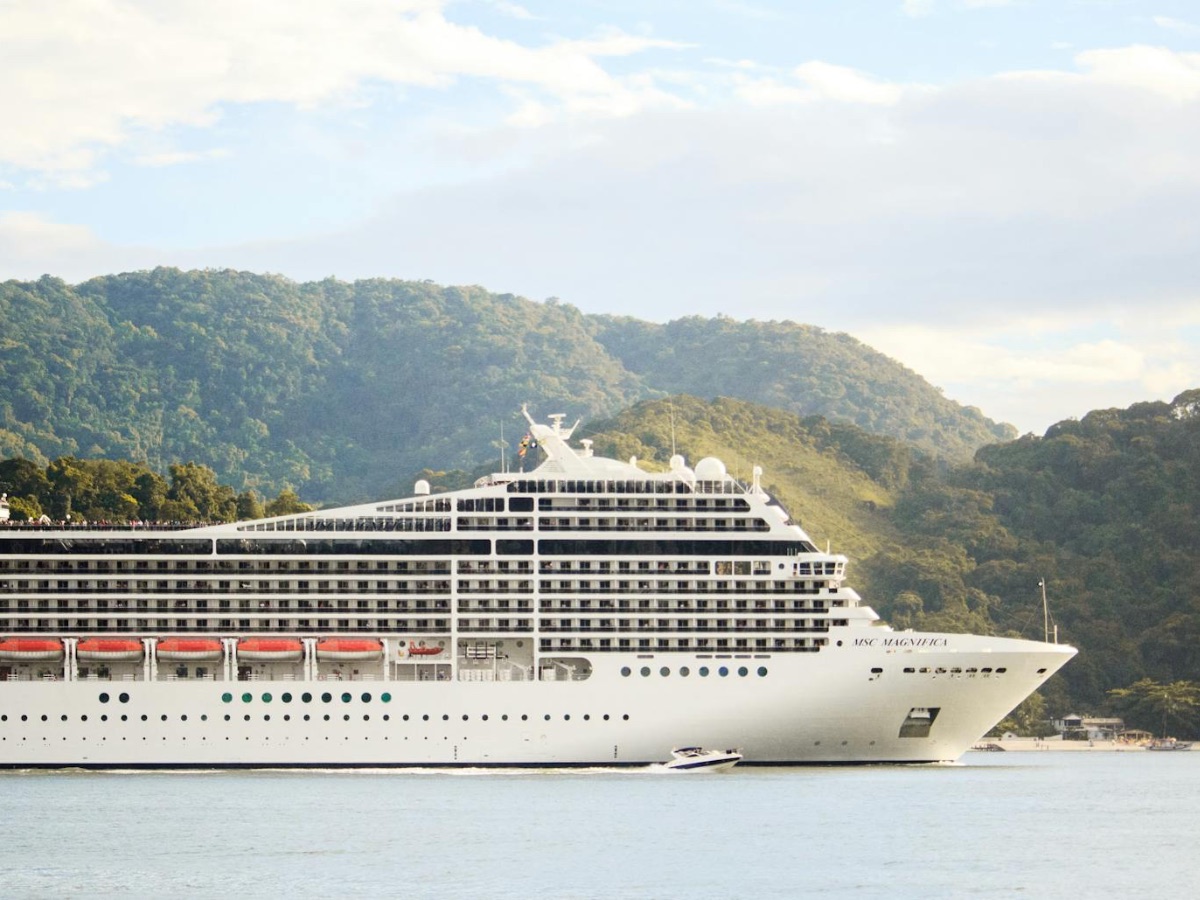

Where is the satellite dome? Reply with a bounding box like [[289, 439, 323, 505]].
[[694, 457, 727, 480]]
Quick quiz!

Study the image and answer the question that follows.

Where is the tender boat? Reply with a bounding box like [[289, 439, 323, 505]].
[[315, 638, 383, 661], [236, 638, 304, 662], [155, 638, 223, 661], [664, 746, 743, 772], [0, 638, 64, 661], [77, 639, 144, 662]]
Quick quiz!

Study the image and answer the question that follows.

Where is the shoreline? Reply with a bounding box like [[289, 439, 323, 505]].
[[974, 737, 1194, 752]]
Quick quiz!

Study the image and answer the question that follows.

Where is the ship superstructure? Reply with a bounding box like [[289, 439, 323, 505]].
[[0, 409, 1075, 767]]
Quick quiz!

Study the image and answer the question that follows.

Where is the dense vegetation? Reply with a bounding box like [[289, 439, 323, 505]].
[[584, 393, 1200, 735], [0, 269, 1010, 503], [2, 267, 1195, 733]]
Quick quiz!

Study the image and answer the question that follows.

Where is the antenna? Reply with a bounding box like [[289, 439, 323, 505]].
[[491, 422, 509, 474], [669, 402, 677, 459], [1039, 578, 1057, 644]]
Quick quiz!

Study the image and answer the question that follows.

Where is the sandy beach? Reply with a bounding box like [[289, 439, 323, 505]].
[[976, 737, 1194, 752]]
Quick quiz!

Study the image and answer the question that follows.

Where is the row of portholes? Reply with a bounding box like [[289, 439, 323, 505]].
[[2, 711, 631, 725], [221, 692, 393, 705], [621, 665, 768, 678]]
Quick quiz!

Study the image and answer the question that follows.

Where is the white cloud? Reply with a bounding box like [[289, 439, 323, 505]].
[[1153, 15, 1200, 38], [735, 62, 909, 106], [855, 320, 1200, 433], [133, 148, 231, 168], [1003, 45, 1200, 103], [0, 0, 686, 178], [902, 0, 934, 18]]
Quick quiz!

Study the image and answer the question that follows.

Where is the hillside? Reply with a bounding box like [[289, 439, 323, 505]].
[[0, 268, 1011, 502], [4, 389, 1198, 730]]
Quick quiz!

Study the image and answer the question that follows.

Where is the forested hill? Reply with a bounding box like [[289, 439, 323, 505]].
[[0, 268, 1011, 502], [584, 393, 1200, 731]]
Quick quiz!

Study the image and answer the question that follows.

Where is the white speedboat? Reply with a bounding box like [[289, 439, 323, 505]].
[[664, 747, 743, 772]]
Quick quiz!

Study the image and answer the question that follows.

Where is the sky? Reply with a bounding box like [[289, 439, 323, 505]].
[[2, 0, 1199, 435]]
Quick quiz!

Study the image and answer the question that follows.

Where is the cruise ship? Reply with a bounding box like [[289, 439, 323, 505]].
[[0, 409, 1075, 768]]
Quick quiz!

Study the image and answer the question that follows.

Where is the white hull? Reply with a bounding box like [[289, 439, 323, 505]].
[[0, 635, 1073, 768]]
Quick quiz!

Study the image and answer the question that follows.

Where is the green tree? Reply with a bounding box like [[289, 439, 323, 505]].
[[236, 490, 265, 520], [164, 462, 237, 522], [264, 488, 312, 517], [1108, 678, 1200, 739]]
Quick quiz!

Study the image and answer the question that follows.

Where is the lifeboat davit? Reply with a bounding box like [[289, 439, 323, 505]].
[[315, 638, 383, 661], [156, 638, 223, 661], [77, 639, 144, 662], [408, 641, 444, 657], [237, 638, 303, 662], [0, 638, 65, 661]]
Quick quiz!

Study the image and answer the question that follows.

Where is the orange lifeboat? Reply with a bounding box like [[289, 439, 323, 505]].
[[315, 638, 383, 661], [408, 641, 444, 657], [156, 638, 223, 661], [237, 638, 303, 662], [0, 638, 65, 661], [77, 639, 144, 662]]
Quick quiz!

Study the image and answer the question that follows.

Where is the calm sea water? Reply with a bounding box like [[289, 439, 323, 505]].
[[1, 752, 1194, 899]]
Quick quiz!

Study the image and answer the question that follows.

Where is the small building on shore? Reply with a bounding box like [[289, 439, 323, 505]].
[[1054, 715, 1125, 740]]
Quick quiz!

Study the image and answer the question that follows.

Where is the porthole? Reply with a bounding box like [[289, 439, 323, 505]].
[[361, 693, 372, 703], [462, 714, 469, 721], [61, 714, 68, 722], [302, 692, 313, 703], [482, 714, 489, 721], [521, 714, 529, 721], [321, 693, 332, 703], [223, 714, 230, 721], [583, 714, 590, 720], [501, 714, 508, 721], [343, 714, 350, 722], [660, 667, 670, 677], [264, 715, 271, 722], [284, 714, 291, 722], [303, 714, 311, 721], [381, 693, 392, 703], [341, 692, 352, 703], [261, 693, 272, 703], [757, 666, 768, 677], [120, 715, 127, 722], [718, 666, 729, 677], [99, 693, 110, 704], [244, 714, 251, 722], [81, 715, 88, 722], [620, 666, 631, 677], [323, 714, 330, 721], [101, 715, 108, 722], [221, 693, 233, 703], [603, 714, 610, 721], [363, 715, 370, 722], [282, 693, 293, 703], [403, 714, 410, 721], [382, 715, 389, 722], [241, 693, 252, 703], [640, 666, 651, 677], [544, 714, 551, 721], [679, 667, 690, 677], [118, 693, 130, 703], [442, 714, 449, 721], [699, 667, 710, 677], [622, 714, 629, 720], [161, 714, 168, 722], [737, 667, 748, 677], [423, 714, 430, 721]]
